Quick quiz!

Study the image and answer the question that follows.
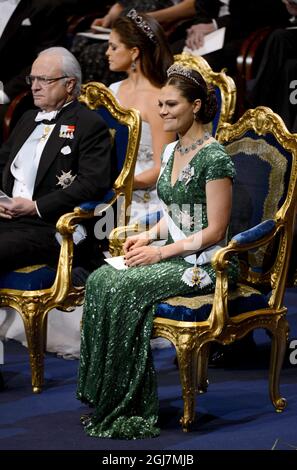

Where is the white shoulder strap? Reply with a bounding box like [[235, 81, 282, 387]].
[[157, 141, 177, 182]]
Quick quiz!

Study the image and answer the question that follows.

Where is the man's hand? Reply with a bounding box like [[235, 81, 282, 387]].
[[185, 23, 216, 50], [0, 205, 12, 219], [0, 197, 37, 218]]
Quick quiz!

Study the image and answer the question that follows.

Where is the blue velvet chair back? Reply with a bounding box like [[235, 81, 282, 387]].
[[96, 106, 128, 174], [217, 106, 295, 279]]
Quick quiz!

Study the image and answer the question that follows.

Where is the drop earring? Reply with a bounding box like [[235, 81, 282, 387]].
[[131, 60, 136, 72]]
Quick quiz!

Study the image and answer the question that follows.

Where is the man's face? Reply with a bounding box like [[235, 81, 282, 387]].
[[30, 54, 73, 111]]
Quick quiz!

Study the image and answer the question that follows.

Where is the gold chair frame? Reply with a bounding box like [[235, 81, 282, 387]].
[[0, 82, 141, 392], [153, 107, 297, 430]]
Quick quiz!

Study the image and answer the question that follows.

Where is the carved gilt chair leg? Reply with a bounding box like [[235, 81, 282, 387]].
[[21, 301, 47, 393], [176, 343, 197, 432], [269, 319, 289, 412], [196, 342, 210, 394]]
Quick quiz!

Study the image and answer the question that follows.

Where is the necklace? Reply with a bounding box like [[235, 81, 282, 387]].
[[176, 131, 210, 155]]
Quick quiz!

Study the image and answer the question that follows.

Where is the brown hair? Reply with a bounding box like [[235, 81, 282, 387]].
[[166, 69, 218, 124], [112, 13, 173, 87]]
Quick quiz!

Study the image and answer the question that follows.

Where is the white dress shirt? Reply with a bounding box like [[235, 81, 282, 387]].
[[0, 0, 21, 37], [11, 123, 55, 200], [219, 0, 230, 17]]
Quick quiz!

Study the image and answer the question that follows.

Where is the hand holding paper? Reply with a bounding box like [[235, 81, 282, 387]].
[[183, 27, 226, 57]]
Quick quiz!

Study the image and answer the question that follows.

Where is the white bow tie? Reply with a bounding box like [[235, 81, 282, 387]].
[[35, 110, 59, 122]]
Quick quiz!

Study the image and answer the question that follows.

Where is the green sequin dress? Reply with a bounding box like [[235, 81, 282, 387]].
[[77, 141, 236, 439]]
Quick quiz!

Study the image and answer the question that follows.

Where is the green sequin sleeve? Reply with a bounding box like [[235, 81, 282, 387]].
[[203, 142, 236, 183]]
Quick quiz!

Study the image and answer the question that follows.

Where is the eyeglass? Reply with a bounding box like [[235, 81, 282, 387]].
[[25, 75, 68, 86]]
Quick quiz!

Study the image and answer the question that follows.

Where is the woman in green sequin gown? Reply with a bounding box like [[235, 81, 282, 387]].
[[77, 64, 237, 439]]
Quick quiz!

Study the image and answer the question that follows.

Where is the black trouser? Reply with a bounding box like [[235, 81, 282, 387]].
[[0, 217, 60, 273]]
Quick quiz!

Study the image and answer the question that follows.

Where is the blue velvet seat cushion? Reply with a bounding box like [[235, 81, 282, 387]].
[[0, 265, 56, 290], [155, 284, 269, 322]]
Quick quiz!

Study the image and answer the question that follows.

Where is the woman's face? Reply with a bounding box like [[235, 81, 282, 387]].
[[106, 30, 134, 72], [158, 84, 200, 135]]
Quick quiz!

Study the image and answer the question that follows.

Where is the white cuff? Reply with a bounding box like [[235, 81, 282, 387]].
[[0, 89, 10, 105], [35, 201, 42, 218], [212, 19, 218, 30]]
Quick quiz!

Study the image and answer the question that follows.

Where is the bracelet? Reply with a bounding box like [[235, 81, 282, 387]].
[[157, 247, 163, 262]]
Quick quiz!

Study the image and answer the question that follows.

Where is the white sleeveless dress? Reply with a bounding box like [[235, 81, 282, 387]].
[[109, 81, 162, 223]]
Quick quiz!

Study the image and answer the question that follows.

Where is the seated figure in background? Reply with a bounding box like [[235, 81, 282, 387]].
[[247, 0, 297, 133], [70, 0, 173, 85], [172, 0, 290, 77], [107, 10, 175, 222], [0, 0, 68, 145], [77, 64, 237, 439]]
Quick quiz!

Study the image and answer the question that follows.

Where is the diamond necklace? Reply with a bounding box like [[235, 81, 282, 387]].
[[176, 131, 210, 155]]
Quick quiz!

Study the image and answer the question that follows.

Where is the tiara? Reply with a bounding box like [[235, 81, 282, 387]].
[[167, 64, 201, 87], [126, 9, 157, 44]]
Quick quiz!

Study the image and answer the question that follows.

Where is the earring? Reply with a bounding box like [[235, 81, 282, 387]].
[[131, 60, 136, 72]]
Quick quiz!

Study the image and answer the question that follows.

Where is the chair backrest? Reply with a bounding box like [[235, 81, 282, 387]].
[[3, 91, 35, 142], [174, 53, 236, 135], [78, 81, 141, 226], [217, 106, 297, 288]]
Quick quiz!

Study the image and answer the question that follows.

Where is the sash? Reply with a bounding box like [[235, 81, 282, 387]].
[[158, 142, 227, 287]]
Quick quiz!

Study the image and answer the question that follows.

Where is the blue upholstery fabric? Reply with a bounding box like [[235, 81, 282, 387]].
[[212, 87, 222, 135], [227, 131, 290, 238], [95, 107, 128, 173], [79, 189, 116, 211], [0, 265, 56, 290], [138, 210, 162, 227], [155, 288, 269, 322], [233, 219, 275, 244]]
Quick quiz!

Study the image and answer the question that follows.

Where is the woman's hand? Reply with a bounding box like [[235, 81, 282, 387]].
[[123, 234, 150, 254], [125, 245, 161, 267]]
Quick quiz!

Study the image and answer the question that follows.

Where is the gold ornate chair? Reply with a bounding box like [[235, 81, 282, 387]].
[[174, 53, 236, 134], [0, 82, 140, 392], [111, 106, 297, 431], [109, 52, 237, 255]]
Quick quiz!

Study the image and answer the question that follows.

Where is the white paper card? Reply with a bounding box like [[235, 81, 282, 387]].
[[104, 255, 128, 270], [77, 32, 110, 41], [92, 25, 112, 33], [183, 27, 226, 57]]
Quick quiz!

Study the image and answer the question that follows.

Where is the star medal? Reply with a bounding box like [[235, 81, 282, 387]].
[[56, 170, 76, 188]]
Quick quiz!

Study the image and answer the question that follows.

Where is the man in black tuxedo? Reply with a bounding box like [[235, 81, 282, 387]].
[[171, 0, 290, 76], [248, 0, 297, 132], [0, 0, 67, 142], [0, 47, 112, 273]]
